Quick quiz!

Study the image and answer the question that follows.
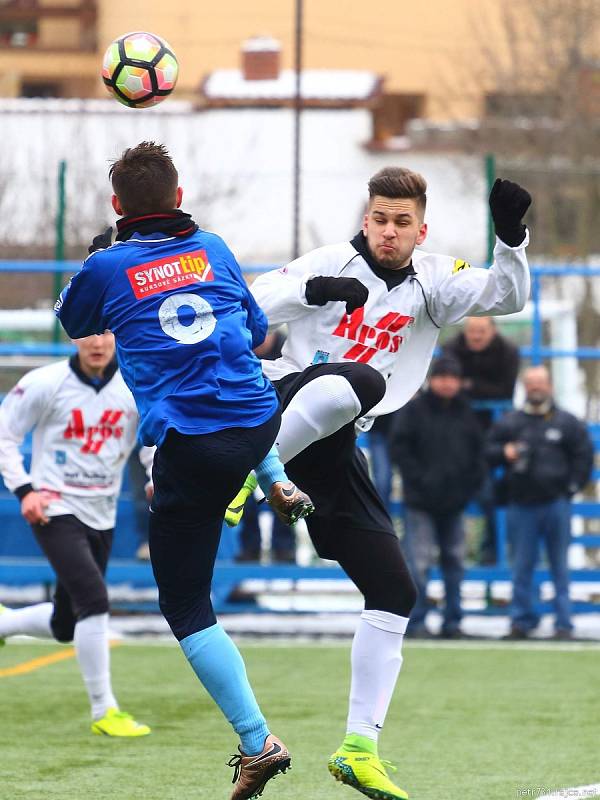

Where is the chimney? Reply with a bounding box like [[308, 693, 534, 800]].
[[241, 36, 281, 81], [578, 64, 600, 118]]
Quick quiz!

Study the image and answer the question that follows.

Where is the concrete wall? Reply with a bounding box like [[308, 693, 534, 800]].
[[0, 101, 488, 270]]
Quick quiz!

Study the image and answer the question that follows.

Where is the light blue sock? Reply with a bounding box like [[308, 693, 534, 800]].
[[254, 444, 287, 494], [180, 623, 269, 755]]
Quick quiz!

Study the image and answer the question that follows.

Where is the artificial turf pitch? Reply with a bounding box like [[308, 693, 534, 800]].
[[1, 638, 599, 800]]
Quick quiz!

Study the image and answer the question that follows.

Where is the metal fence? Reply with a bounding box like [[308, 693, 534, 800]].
[[0, 260, 599, 615]]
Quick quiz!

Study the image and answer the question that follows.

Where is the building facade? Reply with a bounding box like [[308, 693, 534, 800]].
[[0, 0, 505, 124]]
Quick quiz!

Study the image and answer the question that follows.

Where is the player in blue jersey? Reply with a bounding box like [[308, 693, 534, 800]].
[[56, 142, 312, 799]]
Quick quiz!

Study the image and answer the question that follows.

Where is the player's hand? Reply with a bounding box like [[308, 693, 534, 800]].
[[305, 276, 369, 314], [88, 226, 113, 254], [489, 179, 532, 247], [20, 491, 50, 525]]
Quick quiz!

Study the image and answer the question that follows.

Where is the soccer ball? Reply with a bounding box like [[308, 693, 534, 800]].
[[102, 31, 178, 108]]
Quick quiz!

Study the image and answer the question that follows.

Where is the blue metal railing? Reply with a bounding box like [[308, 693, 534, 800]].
[[0, 259, 599, 614], [0, 261, 278, 275], [2, 261, 600, 360]]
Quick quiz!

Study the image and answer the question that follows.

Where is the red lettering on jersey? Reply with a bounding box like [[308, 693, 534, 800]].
[[99, 410, 124, 427], [64, 409, 85, 439], [331, 310, 414, 363], [331, 307, 364, 339], [63, 409, 124, 454], [126, 250, 214, 300], [375, 312, 414, 334]]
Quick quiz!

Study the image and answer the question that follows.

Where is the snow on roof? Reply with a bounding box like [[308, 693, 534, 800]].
[[202, 69, 381, 102], [242, 36, 281, 52]]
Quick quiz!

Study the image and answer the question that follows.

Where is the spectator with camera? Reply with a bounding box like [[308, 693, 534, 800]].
[[487, 365, 594, 640]]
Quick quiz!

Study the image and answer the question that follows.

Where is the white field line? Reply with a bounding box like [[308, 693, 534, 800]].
[[103, 636, 600, 651], [5, 635, 600, 650]]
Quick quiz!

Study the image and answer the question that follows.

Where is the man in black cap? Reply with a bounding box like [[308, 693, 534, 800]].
[[390, 356, 486, 637]]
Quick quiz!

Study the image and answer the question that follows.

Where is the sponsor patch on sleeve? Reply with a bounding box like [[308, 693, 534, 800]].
[[127, 250, 214, 299], [452, 259, 471, 274], [311, 349, 330, 364]]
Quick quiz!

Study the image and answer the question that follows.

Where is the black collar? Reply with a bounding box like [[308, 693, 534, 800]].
[[69, 355, 118, 393], [350, 232, 416, 291], [116, 209, 198, 242]]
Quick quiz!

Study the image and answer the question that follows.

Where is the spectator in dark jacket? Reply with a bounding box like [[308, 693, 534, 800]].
[[390, 356, 485, 638], [444, 316, 520, 416], [487, 365, 594, 640], [444, 316, 520, 564]]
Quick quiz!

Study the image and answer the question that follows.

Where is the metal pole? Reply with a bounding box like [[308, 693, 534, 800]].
[[292, 0, 303, 261], [530, 274, 543, 366], [53, 159, 67, 344], [485, 152, 496, 266]]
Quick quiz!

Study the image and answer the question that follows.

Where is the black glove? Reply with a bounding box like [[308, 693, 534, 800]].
[[88, 226, 113, 254], [305, 276, 369, 314], [489, 178, 532, 247]]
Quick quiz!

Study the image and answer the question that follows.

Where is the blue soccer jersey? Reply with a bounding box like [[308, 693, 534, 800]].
[[56, 229, 278, 446]]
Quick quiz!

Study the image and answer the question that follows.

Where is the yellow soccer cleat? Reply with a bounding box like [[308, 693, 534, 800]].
[[91, 708, 151, 737], [328, 748, 409, 800], [225, 474, 258, 528]]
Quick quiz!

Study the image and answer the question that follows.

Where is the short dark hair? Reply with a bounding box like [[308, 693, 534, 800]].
[[368, 167, 427, 215], [109, 141, 178, 215]]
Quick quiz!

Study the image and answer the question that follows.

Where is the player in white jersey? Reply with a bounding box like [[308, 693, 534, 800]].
[[244, 168, 532, 798], [0, 333, 152, 737]]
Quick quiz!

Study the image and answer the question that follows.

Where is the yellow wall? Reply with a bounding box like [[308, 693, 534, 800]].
[[0, 51, 96, 85], [38, 19, 82, 47], [1, 0, 501, 118]]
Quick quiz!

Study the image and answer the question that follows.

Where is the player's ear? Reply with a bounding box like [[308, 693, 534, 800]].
[[175, 186, 183, 208], [111, 194, 123, 215], [416, 222, 427, 245], [362, 212, 369, 235]]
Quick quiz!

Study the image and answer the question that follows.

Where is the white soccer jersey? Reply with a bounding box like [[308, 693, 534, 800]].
[[0, 360, 153, 530], [251, 235, 530, 429]]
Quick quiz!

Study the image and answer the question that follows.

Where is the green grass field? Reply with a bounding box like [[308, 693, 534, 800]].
[[1, 638, 599, 800]]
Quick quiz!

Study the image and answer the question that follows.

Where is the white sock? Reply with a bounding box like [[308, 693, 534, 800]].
[[276, 375, 362, 464], [0, 602, 53, 638], [346, 610, 408, 741], [73, 613, 118, 720]]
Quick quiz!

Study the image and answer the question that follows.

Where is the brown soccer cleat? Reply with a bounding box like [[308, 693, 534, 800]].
[[267, 481, 315, 525], [228, 734, 291, 800]]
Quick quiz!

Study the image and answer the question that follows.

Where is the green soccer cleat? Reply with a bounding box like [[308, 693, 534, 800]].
[[91, 708, 151, 737], [225, 474, 259, 528], [328, 747, 409, 800], [0, 604, 6, 647]]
